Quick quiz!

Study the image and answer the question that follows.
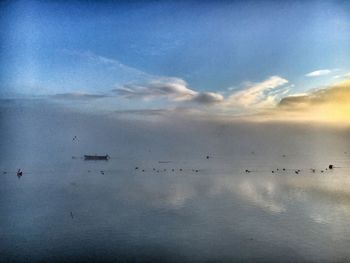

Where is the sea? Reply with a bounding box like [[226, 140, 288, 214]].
[[1, 99, 350, 262]]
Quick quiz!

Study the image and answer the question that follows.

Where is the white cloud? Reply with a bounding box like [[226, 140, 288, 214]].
[[333, 71, 350, 79], [305, 69, 332, 77], [63, 50, 225, 106], [62, 49, 153, 79], [114, 78, 196, 101], [227, 76, 289, 108], [114, 77, 224, 105]]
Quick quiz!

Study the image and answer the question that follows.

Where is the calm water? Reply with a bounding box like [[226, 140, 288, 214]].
[[1, 100, 350, 262]]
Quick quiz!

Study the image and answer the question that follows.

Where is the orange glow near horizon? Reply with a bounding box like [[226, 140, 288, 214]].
[[244, 79, 350, 125]]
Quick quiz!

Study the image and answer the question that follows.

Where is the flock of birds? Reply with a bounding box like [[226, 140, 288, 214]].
[[3, 157, 340, 179], [4, 153, 340, 178], [134, 166, 200, 173], [4, 135, 346, 178], [129, 154, 337, 176], [245, 164, 335, 175], [132, 155, 212, 174]]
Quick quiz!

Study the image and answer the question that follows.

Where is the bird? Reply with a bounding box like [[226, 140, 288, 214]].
[[17, 169, 23, 177]]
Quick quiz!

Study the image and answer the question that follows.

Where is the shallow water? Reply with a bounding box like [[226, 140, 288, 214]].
[[1, 101, 350, 262]]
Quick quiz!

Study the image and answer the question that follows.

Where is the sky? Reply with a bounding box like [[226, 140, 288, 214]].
[[1, 0, 350, 123]]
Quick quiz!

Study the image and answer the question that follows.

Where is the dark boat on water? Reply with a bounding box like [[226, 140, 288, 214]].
[[84, 154, 110, 160]]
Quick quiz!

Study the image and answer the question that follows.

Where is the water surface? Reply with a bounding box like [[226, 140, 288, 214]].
[[1, 101, 350, 262]]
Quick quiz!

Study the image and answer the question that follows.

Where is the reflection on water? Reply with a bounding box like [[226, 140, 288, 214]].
[[1, 102, 350, 262], [2, 158, 350, 262]]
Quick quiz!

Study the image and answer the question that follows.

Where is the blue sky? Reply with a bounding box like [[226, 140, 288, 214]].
[[1, 0, 350, 117]]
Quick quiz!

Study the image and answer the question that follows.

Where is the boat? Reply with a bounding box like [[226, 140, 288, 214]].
[[84, 154, 110, 160]]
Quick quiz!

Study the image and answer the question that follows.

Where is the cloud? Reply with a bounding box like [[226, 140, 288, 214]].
[[51, 92, 108, 100], [279, 79, 350, 108], [66, 51, 224, 105], [333, 71, 350, 79], [305, 69, 332, 77], [227, 76, 289, 108], [192, 92, 224, 104], [114, 78, 224, 105], [114, 78, 196, 101], [112, 107, 203, 119], [62, 49, 152, 79], [61, 50, 223, 106], [274, 79, 350, 123]]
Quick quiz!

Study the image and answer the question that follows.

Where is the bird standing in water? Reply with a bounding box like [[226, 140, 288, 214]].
[[17, 169, 23, 178]]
